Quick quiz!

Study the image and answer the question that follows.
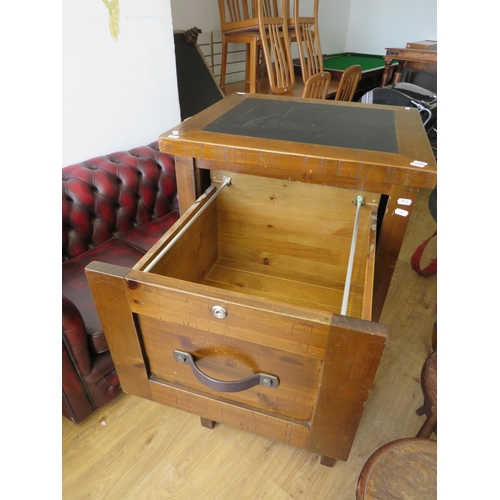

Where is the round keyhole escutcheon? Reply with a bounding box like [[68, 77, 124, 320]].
[[211, 305, 227, 319]]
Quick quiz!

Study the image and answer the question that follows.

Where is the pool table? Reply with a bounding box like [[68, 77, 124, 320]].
[[293, 52, 397, 100]]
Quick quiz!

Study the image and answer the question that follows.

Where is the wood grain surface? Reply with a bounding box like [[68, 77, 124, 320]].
[[65, 187, 437, 500], [356, 438, 437, 499]]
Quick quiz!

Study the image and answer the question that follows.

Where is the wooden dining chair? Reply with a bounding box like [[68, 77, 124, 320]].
[[218, 0, 263, 94], [218, 0, 294, 94], [302, 71, 331, 99], [257, 0, 295, 94], [356, 438, 437, 499], [293, 0, 323, 85], [334, 64, 362, 101], [416, 349, 437, 439]]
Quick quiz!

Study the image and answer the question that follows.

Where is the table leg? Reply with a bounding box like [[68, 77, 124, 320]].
[[248, 38, 258, 94], [381, 59, 393, 87], [174, 156, 197, 216], [220, 34, 228, 92], [393, 61, 405, 84]]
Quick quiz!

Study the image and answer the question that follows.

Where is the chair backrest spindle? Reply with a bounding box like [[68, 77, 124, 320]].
[[294, 0, 323, 84], [258, 0, 295, 94], [302, 71, 331, 99], [335, 65, 362, 101]]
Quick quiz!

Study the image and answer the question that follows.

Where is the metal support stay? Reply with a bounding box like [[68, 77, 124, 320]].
[[144, 176, 232, 272], [341, 195, 365, 316]]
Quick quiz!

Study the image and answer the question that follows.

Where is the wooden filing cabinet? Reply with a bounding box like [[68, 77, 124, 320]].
[[86, 93, 436, 465]]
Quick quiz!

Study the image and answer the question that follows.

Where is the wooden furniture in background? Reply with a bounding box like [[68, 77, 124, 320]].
[[257, 0, 295, 94], [222, 71, 339, 97], [294, 0, 331, 100], [218, 0, 296, 94], [157, 93, 436, 321], [416, 350, 437, 438], [218, 0, 263, 94], [406, 40, 437, 73], [356, 438, 437, 499], [334, 64, 362, 101], [294, 0, 322, 84], [301, 70, 331, 99], [381, 47, 437, 87]]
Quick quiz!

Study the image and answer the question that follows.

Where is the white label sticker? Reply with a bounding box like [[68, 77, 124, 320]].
[[410, 160, 428, 168], [397, 198, 412, 206], [395, 208, 409, 217]]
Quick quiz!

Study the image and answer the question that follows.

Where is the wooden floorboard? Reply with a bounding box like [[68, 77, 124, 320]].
[[62, 188, 437, 500]]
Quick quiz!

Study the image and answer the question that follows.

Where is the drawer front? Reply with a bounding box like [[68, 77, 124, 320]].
[[130, 281, 330, 423], [87, 262, 387, 461]]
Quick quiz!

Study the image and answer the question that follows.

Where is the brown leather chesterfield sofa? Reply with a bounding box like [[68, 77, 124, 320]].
[[62, 142, 179, 424]]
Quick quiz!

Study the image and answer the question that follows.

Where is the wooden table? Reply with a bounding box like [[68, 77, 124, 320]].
[[158, 93, 436, 321], [381, 47, 438, 87]]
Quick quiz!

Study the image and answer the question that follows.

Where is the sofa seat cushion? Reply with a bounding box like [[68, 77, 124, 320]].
[[119, 211, 179, 253], [62, 238, 145, 353]]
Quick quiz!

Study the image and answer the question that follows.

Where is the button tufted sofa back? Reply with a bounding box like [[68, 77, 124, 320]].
[[62, 142, 178, 262]]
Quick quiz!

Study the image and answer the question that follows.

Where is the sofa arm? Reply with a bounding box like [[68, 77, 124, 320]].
[[62, 295, 92, 376]]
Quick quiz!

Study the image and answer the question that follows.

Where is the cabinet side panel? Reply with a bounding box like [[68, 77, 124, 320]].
[[148, 199, 218, 284], [305, 319, 386, 461], [85, 262, 152, 400]]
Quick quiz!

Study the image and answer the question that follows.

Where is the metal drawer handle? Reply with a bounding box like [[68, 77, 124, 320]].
[[173, 350, 280, 392]]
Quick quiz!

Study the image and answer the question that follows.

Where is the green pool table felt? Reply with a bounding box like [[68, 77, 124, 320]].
[[322, 53, 391, 72]]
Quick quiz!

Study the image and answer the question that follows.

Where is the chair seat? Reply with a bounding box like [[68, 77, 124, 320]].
[[356, 438, 437, 499]]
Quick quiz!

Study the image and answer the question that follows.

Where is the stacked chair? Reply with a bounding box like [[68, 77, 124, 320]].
[[219, 0, 361, 101], [257, 0, 331, 99], [293, 0, 331, 99], [257, 0, 296, 94], [218, 0, 295, 94], [219, 0, 325, 99]]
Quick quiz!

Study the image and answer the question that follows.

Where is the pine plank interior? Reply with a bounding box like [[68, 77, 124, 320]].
[[63, 187, 437, 500], [150, 171, 379, 319]]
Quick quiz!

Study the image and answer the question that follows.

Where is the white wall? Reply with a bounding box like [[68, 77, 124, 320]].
[[306, 0, 352, 54], [170, 0, 436, 56], [62, 0, 437, 166], [62, 0, 181, 166], [345, 0, 437, 53], [171, 0, 221, 32]]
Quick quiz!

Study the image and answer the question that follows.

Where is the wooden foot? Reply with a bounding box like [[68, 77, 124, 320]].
[[200, 417, 216, 429], [320, 455, 336, 467]]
